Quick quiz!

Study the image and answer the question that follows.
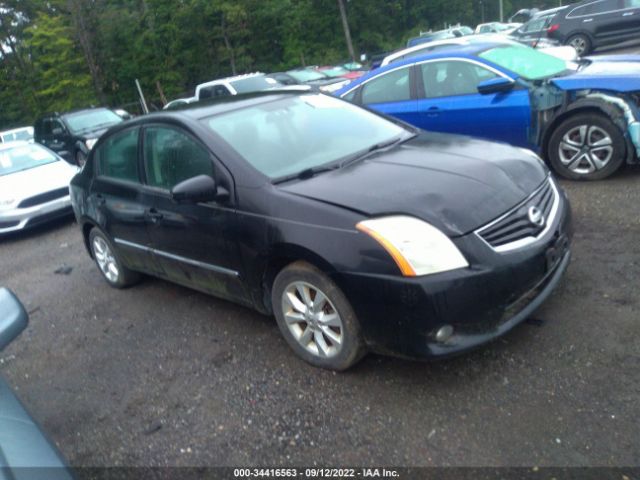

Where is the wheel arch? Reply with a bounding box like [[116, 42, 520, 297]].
[[258, 244, 338, 315], [542, 101, 631, 163], [81, 218, 99, 258]]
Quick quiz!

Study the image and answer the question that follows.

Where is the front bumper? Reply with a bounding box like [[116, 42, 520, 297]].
[[0, 196, 72, 234], [332, 185, 573, 359]]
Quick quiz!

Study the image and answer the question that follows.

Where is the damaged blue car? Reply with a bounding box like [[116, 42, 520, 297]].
[[336, 41, 640, 180]]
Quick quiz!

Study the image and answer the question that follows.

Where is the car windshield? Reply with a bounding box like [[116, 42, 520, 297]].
[[319, 67, 348, 78], [479, 44, 569, 79], [0, 144, 59, 176], [287, 70, 327, 82], [1, 128, 33, 142], [230, 76, 280, 93], [63, 109, 123, 134], [203, 94, 409, 180]]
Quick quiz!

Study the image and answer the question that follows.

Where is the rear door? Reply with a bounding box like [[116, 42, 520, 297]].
[[414, 59, 532, 148], [140, 124, 249, 305], [356, 64, 420, 126], [90, 127, 159, 274]]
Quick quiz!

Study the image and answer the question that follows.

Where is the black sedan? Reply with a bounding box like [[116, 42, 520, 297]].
[[70, 91, 572, 370]]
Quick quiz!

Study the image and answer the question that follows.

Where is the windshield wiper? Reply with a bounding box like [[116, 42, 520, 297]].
[[273, 164, 339, 184], [339, 135, 408, 168]]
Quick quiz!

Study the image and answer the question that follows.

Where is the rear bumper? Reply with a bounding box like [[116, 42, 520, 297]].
[[332, 187, 572, 359], [0, 196, 72, 234]]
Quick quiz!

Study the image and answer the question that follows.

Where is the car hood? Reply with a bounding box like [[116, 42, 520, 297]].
[[279, 133, 547, 237], [0, 160, 77, 202], [551, 56, 640, 92]]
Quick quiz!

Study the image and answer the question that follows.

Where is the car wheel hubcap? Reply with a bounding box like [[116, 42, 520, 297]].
[[282, 281, 343, 358], [570, 37, 586, 54], [558, 124, 613, 175], [93, 236, 119, 283]]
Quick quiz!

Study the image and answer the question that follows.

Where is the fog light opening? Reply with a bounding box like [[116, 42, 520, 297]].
[[435, 325, 454, 343]]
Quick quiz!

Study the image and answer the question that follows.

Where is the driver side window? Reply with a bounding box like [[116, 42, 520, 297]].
[[420, 61, 498, 98], [143, 127, 214, 190]]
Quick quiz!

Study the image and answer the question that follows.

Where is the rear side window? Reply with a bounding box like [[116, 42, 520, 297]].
[[570, 0, 620, 16], [361, 67, 411, 104], [97, 128, 139, 182], [143, 127, 213, 190]]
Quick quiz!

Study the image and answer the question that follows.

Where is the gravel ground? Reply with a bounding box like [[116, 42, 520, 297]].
[[1, 165, 639, 468]]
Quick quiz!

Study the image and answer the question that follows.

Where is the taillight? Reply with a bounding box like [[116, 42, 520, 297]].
[[547, 24, 560, 34]]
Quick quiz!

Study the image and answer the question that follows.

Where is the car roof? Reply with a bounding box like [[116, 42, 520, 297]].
[[383, 41, 504, 67], [381, 36, 517, 66]]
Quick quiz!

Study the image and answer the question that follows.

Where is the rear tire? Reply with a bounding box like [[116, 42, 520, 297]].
[[271, 261, 365, 370], [89, 228, 140, 288], [548, 112, 626, 180], [566, 33, 592, 56]]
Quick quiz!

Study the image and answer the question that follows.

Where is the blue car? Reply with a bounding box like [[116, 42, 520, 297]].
[[336, 41, 640, 180]]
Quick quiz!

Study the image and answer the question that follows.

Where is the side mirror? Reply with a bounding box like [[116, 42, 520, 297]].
[[171, 175, 227, 204], [0, 288, 28, 351], [477, 77, 515, 95], [51, 127, 64, 136]]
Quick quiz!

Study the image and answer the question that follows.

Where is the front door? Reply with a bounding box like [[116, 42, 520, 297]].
[[415, 59, 532, 148], [140, 125, 249, 305]]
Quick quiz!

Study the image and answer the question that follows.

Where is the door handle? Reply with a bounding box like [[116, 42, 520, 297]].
[[426, 106, 441, 117], [148, 208, 163, 223], [95, 194, 106, 206], [622, 12, 634, 16]]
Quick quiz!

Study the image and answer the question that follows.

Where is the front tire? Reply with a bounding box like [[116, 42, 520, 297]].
[[566, 33, 592, 56], [271, 261, 365, 370], [548, 113, 626, 180], [89, 228, 140, 288]]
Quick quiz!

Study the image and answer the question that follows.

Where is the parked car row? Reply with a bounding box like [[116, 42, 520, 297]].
[[164, 65, 368, 110]]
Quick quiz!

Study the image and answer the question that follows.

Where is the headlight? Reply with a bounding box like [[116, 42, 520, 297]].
[[85, 138, 98, 150], [356, 216, 468, 277]]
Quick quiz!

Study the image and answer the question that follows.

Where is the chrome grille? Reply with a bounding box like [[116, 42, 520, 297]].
[[476, 177, 559, 252], [17, 187, 69, 208]]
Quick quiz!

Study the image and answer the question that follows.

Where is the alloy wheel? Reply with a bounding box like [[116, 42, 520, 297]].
[[281, 281, 343, 358], [569, 36, 587, 55], [93, 236, 119, 283], [558, 124, 613, 175]]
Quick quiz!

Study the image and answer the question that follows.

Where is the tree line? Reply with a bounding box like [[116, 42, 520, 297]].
[[0, 0, 564, 129]]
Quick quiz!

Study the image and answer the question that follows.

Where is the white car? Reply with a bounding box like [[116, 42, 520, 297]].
[[164, 73, 284, 109], [0, 142, 77, 234], [475, 22, 521, 35], [380, 35, 576, 68], [195, 73, 281, 100], [0, 127, 34, 144]]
